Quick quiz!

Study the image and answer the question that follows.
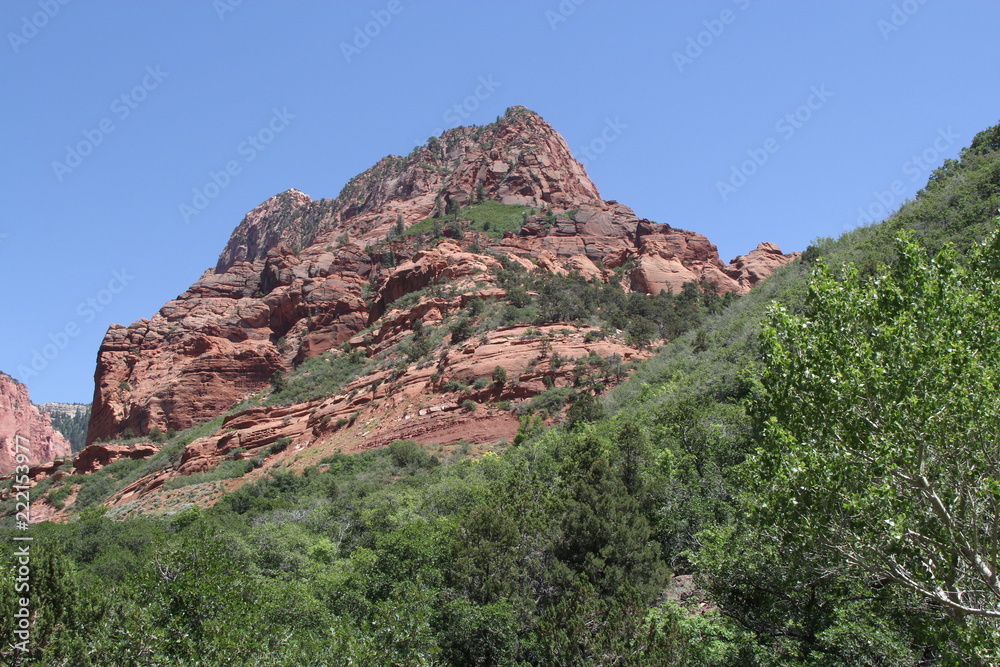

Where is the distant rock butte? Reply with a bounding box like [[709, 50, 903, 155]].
[[0, 373, 72, 474], [87, 106, 797, 479]]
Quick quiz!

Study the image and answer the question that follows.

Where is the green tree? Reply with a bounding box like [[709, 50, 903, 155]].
[[491, 365, 507, 388], [555, 435, 668, 600], [753, 228, 1000, 626]]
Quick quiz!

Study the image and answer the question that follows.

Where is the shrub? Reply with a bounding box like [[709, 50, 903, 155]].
[[565, 391, 606, 429], [442, 380, 468, 393], [450, 317, 473, 345], [162, 458, 252, 491], [462, 399, 478, 412], [269, 437, 292, 456], [388, 440, 438, 470], [523, 387, 573, 416]]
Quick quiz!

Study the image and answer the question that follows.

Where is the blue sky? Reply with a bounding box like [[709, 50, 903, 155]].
[[3, 0, 999, 404]]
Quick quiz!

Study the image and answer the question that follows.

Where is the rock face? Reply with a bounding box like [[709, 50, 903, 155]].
[[88, 105, 798, 449], [725, 242, 802, 290], [87, 243, 372, 444], [36, 403, 90, 420], [0, 373, 72, 474], [72, 442, 160, 475]]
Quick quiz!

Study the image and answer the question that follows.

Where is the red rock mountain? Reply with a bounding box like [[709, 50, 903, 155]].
[[86, 106, 797, 482], [0, 373, 72, 474]]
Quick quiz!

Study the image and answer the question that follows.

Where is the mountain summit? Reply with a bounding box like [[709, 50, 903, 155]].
[[214, 106, 604, 273], [86, 107, 796, 497]]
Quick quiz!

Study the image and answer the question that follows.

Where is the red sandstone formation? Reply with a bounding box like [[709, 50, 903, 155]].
[[0, 373, 71, 474], [725, 242, 802, 290], [88, 106, 797, 463]]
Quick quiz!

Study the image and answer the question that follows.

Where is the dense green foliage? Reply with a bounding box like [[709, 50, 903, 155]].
[[1, 432, 684, 665], [39, 405, 90, 453], [3, 121, 1000, 664], [403, 201, 535, 241], [756, 232, 1000, 622]]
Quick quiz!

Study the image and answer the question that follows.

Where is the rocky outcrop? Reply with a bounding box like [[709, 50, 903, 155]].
[[725, 242, 801, 290], [73, 442, 160, 475], [36, 402, 90, 420], [215, 106, 604, 273], [87, 243, 372, 444], [99, 321, 648, 517], [0, 373, 72, 474], [375, 242, 503, 308], [89, 106, 798, 448]]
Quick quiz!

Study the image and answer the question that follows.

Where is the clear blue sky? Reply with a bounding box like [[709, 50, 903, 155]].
[[3, 1, 999, 404]]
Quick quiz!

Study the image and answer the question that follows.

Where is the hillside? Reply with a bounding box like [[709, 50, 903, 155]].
[[3, 115, 998, 664], [36, 403, 90, 453]]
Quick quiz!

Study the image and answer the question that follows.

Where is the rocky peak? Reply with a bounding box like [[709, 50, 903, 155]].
[[0, 373, 72, 473], [214, 106, 604, 273], [88, 106, 799, 447], [215, 188, 329, 273], [725, 242, 802, 290]]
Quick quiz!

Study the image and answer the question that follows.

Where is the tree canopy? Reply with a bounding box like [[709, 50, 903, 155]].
[[751, 227, 1000, 627]]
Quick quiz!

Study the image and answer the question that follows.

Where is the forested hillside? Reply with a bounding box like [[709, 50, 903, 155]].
[[2, 121, 999, 665], [37, 404, 91, 454]]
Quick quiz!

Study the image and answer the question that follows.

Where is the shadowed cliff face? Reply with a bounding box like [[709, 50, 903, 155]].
[[0, 373, 72, 474], [87, 106, 797, 448]]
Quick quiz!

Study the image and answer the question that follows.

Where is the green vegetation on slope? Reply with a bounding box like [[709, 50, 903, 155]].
[[2, 120, 999, 665], [40, 404, 91, 453], [403, 201, 537, 241]]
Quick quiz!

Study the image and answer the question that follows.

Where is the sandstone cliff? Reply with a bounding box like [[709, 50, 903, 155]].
[[87, 106, 797, 475], [0, 373, 72, 474]]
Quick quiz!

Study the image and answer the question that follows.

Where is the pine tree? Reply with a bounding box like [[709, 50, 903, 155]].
[[555, 435, 668, 599]]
